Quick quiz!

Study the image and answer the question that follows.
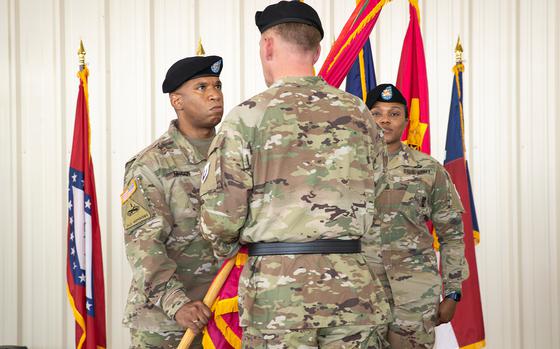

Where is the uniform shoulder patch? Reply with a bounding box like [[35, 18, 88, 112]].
[[121, 177, 152, 230], [123, 198, 151, 230], [120, 179, 137, 204]]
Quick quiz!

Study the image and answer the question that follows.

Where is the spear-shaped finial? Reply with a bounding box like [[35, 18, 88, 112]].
[[196, 38, 205, 56], [455, 36, 463, 64], [78, 40, 86, 70]]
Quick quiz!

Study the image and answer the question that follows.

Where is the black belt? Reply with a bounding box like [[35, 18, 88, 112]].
[[247, 239, 361, 256]]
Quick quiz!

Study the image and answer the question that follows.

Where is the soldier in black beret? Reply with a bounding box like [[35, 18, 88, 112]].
[[366, 83, 408, 154], [121, 55, 224, 349], [199, 1, 392, 348], [253, 0, 324, 86], [162, 55, 223, 93], [255, 0, 324, 39], [365, 83, 468, 349]]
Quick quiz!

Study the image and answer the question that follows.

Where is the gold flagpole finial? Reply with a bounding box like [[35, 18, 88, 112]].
[[455, 36, 463, 64], [196, 38, 205, 56], [78, 40, 86, 70]]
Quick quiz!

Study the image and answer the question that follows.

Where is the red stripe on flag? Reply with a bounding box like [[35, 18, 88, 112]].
[[318, 0, 387, 87], [445, 158, 485, 347]]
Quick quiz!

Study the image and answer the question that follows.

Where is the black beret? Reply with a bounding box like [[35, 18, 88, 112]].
[[162, 55, 223, 93], [255, 1, 324, 39], [366, 83, 408, 110]]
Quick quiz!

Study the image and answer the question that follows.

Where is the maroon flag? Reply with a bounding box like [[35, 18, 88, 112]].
[[66, 66, 107, 349], [397, 1, 431, 154]]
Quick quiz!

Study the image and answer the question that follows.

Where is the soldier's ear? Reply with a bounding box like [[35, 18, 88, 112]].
[[262, 35, 274, 61], [312, 45, 321, 64], [169, 92, 183, 111]]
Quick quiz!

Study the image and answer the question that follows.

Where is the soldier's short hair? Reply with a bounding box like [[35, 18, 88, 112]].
[[272, 23, 321, 52]]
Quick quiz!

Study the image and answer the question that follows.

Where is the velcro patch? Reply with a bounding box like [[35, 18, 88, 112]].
[[120, 179, 137, 204], [170, 171, 192, 177], [404, 168, 432, 175], [123, 198, 151, 230]]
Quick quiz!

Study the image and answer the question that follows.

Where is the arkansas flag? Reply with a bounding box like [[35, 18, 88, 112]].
[[435, 61, 485, 349], [396, 1, 430, 154], [66, 66, 107, 349]]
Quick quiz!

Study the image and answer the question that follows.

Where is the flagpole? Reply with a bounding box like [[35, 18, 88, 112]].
[[78, 40, 86, 71], [196, 38, 205, 56], [177, 258, 236, 349], [455, 36, 463, 64]]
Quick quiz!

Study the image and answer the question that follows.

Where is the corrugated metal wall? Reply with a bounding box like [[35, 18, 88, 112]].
[[0, 0, 558, 348]]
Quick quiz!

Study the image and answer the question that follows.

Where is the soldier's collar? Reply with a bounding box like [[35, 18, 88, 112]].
[[168, 120, 206, 165], [387, 143, 419, 169], [270, 76, 324, 88]]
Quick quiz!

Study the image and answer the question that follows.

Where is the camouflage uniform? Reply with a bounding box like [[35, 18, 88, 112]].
[[363, 143, 469, 349], [200, 76, 391, 348], [121, 120, 219, 349], [129, 329, 185, 349]]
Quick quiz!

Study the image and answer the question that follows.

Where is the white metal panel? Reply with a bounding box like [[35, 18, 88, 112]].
[[17, 0, 67, 347], [152, 0, 198, 138], [199, 0, 243, 112], [106, 1, 153, 347], [470, 0, 523, 347], [0, 0, 21, 344], [241, 0, 271, 100], [371, 0, 409, 87], [551, 4, 560, 349], [518, 0, 560, 348]]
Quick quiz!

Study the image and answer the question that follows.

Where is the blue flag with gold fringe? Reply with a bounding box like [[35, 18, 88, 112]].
[[439, 60, 485, 349], [345, 38, 376, 100]]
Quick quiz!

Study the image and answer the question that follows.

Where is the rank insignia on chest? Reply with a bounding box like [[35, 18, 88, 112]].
[[201, 162, 210, 183]]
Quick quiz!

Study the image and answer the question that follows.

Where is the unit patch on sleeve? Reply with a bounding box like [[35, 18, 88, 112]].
[[121, 178, 152, 230]]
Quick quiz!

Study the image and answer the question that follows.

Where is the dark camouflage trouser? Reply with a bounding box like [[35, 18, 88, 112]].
[[242, 325, 388, 349], [129, 328, 202, 349], [372, 263, 439, 349]]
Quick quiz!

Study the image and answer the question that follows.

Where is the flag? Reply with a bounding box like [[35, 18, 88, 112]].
[[66, 66, 107, 349], [396, 1, 430, 154], [319, 0, 389, 88], [436, 61, 485, 349], [395, 0, 442, 253], [202, 247, 248, 349], [345, 38, 377, 100]]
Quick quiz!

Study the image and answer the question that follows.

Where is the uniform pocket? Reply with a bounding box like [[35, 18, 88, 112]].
[[401, 182, 431, 223], [383, 252, 442, 307]]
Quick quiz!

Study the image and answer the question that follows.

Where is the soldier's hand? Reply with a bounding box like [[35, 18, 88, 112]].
[[437, 298, 458, 325], [175, 301, 211, 333]]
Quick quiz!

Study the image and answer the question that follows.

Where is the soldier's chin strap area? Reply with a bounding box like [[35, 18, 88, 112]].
[[247, 239, 361, 256]]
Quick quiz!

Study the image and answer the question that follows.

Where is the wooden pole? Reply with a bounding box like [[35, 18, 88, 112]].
[[176, 257, 236, 349]]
